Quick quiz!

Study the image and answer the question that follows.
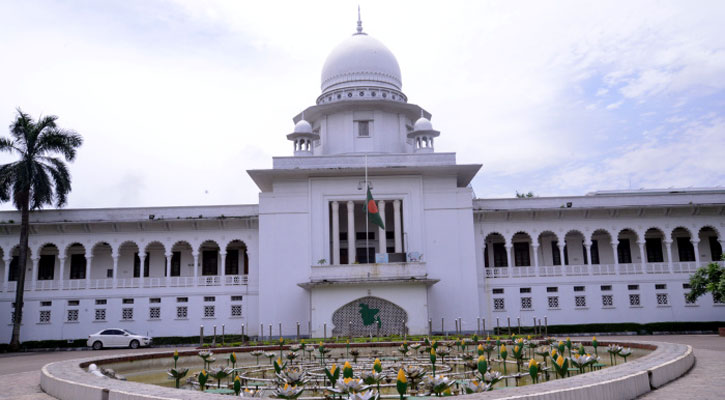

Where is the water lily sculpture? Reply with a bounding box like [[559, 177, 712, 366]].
[[276, 368, 309, 386], [350, 389, 380, 400], [324, 364, 340, 387], [528, 358, 540, 383], [463, 379, 491, 394], [396, 369, 408, 400], [198, 351, 215, 370], [402, 365, 427, 393], [167, 366, 189, 389], [273, 383, 305, 400], [552, 355, 568, 379], [274, 358, 288, 374], [250, 350, 264, 364], [483, 370, 503, 385], [209, 367, 233, 389], [422, 375, 455, 397], [198, 369, 208, 391], [334, 377, 367, 394], [285, 351, 298, 362], [618, 347, 632, 362]]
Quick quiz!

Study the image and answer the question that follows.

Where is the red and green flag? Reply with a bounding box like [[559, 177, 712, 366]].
[[364, 186, 385, 230]]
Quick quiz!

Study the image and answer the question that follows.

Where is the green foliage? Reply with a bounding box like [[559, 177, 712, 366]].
[[686, 259, 725, 303], [515, 191, 535, 198]]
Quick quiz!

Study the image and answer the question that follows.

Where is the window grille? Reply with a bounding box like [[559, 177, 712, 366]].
[[713, 295, 724, 304], [520, 297, 532, 309], [177, 297, 188, 303], [628, 284, 639, 290], [519, 287, 531, 293], [684, 294, 696, 305], [68, 300, 80, 306], [39, 310, 51, 323], [95, 299, 107, 305], [176, 306, 188, 319], [122, 298, 134, 304], [656, 293, 668, 305], [602, 295, 613, 307], [493, 298, 505, 310], [492, 288, 504, 294], [204, 296, 215, 302], [600, 285, 612, 291], [548, 296, 559, 308], [122, 308, 133, 320], [575, 296, 586, 307], [231, 304, 242, 317], [149, 307, 161, 319], [67, 309, 79, 322], [41, 301, 52, 307], [574, 286, 585, 292], [231, 296, 243, 301], [546, 287, 558, 293], [149, 298, 161, 304], [655, 284, 666, 290], [204, 305, 215, 318], [629, 294, 640, 306], [95, 309, 106, 321]]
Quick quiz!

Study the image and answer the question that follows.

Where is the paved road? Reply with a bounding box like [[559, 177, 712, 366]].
[[0, 336, 722, 399], [0, 347, 169, 400]]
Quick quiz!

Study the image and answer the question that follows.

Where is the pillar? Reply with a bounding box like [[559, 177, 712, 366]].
[[85, 254, 93, 287], [112, 254, 119, 288], [165, 252, 172, 283], [3, 257, 11, 291], [393, 199, 402, 253], [692, 240, 700, 266], [584, 242, 592, 266], [505, 244, 513, 267], [558, 243, 566, 266], [31, 256, 39, 291], [220, 251, 227, 282], [532, 244, 539, 268], [613, 240, 619, 266], [139, 252, 146, 286], [378, 200, 386, 255], [347, 201, 356, 264], [665, 240, 673, 271], [193, 252, 199, 285], [332, 201, 340, 265], [637, 241, 646, 269], [58, 256, 66, 289]]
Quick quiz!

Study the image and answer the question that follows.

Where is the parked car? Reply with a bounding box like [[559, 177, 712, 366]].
[[87, 328, 152, 350]]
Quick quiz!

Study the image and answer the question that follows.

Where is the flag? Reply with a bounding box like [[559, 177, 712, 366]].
[[364, 186, 385, 230]]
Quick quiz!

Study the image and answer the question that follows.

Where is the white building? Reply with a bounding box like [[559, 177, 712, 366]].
[[1, 19, 723, 342]]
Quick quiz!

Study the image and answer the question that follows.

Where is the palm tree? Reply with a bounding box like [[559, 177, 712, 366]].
[[0, 109, 82, 350]]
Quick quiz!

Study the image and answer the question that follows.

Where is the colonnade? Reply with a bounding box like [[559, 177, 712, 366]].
[[330, 199, 403, 264]]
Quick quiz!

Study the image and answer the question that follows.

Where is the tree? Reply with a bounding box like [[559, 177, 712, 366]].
[[515, 191, 535, 198], [685, 257, 725, 304], [0, 109, 82, 350]]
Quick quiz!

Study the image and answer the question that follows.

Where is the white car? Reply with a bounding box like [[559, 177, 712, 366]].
[[87, 328, 152, 350]]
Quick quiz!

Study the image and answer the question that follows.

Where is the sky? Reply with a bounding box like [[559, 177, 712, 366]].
[[0, 0, 723, 210]]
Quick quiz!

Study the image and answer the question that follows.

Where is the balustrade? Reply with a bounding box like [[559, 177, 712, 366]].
[[484, 262, 717, 279]]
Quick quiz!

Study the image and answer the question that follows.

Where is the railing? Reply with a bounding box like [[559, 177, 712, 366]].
[[484, 261, 720, 279], [310, 262, 427, 281], [1, 275, 249, 293]]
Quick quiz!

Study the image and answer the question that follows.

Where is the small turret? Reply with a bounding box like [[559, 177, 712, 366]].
[[407, 112, 440, 153], [287, 119, 319, 156]]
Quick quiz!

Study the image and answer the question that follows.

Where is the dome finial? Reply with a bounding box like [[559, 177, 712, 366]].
[[356, 5, 364, 34]]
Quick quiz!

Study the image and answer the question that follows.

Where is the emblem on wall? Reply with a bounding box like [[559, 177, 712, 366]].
[[332, 296, 408, 336]]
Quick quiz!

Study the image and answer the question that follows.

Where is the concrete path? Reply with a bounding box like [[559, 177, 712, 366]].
[[0, 335, 722, 399]]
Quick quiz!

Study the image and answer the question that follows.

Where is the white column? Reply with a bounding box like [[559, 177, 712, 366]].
[[220, 251, 227, 283], [85, 254, 93, 288], [637, 241, 646, 269], [139, 252, 146, 286], [584, 242, 592, 266], [613, 240, 619, 266], [505, 244, 513, 267], [165, 252, 171, 284], [692, 239, 700, 266], [193, 251, 199, 285], [665, 240, 673, 271], [332, 201, 340, 265], [558, 243, 566, 266], [378, 200, 386, 255], [3, 257, 11, 291], [393, 200, 402, 253], [347, 201, 356, 264], [532, 244, 539, 268], [58, 256, 66, 289], [112, 254, 119, 288], [31, 256, 39, 291]]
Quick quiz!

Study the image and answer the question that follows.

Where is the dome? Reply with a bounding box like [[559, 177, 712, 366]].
[[321, 33, 402, 94], [413, 116, 433, 132], [293, 119, 313, 134]]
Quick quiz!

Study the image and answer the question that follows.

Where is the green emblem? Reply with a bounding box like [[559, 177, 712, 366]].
[[359, 303, 382, 327]]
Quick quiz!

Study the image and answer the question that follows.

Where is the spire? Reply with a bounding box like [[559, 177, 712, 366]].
[[356, 5, 364, 34]]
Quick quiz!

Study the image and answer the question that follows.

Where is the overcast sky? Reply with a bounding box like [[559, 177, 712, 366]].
[[1, 0, 723, 210]]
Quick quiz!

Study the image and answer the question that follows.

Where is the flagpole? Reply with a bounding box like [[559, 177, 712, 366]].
[[365, 154, 369, 264]]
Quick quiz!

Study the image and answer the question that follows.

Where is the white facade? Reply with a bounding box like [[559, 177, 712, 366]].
[[1, 21, 724, 342]]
